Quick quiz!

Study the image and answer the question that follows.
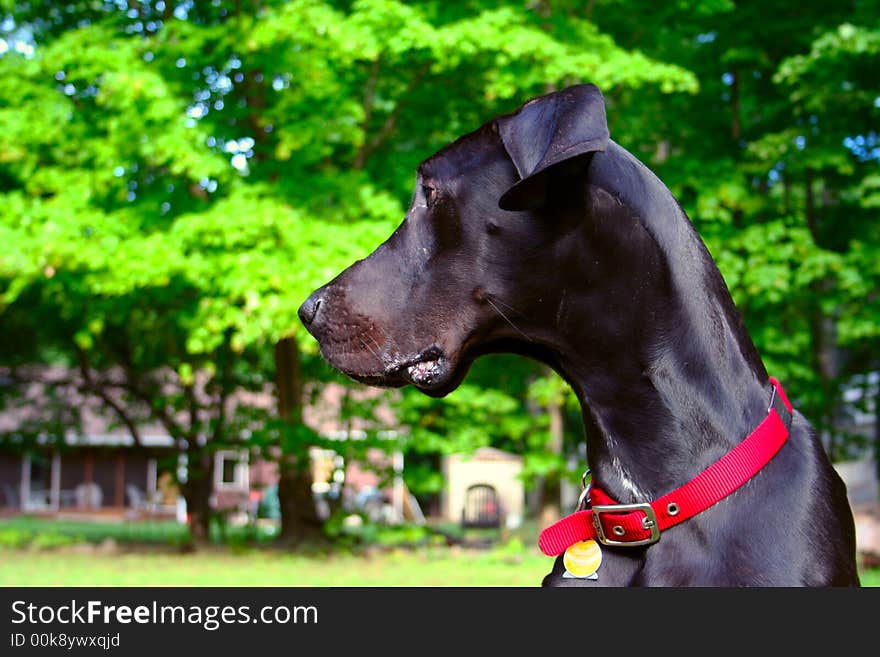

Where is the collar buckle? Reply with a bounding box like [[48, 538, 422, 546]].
[[592, 502, 661, 547]]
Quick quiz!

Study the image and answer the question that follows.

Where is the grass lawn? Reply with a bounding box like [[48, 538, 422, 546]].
[[0, 515, 551, 586], [0, 517, 876, 587], [2, 546, 876, 587], [0, 545, 551, 587]]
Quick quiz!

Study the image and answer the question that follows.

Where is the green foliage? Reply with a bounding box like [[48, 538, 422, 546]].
[[325, 515, 434, 548], [0, 527, 33, 549], [28, 530, 82, 550], [0, 522, 83, 550], [587, 1, 880, 458], [0, 516, 188, 545]]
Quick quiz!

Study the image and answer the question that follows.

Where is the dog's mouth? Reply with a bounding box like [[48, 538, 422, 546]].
[[390, 345, 451, 391], [322, 342, 457, 394]]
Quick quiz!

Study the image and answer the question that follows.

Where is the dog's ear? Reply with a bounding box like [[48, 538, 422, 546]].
[[497, 84, 609, 211]]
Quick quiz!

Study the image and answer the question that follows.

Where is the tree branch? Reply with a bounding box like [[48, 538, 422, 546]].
[[183, 381, 200, 443], [805, 167, 818, 242], [353, 57, 383, 170], [105, 341, 188, 442], [75, 348, 145, 448], [353, 60, 432, 170], [211, 340, 234, 444]]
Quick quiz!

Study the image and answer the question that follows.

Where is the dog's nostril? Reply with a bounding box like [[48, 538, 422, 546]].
[[298, 294, 323, 327]]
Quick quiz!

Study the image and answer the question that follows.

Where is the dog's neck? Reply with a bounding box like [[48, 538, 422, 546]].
[[557, 314, 770, 504], [542, 159, 771, 503]]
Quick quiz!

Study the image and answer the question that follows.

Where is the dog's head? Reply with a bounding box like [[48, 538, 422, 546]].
[[299, 84, 610, 396]]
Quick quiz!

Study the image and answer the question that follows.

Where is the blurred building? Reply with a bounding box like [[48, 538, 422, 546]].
[[0, 369, 417, 525], [442, 447, 524, 529]]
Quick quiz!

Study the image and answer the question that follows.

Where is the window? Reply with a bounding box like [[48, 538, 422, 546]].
[[214, 451, 248, 491], [221, 458, 237, 485]]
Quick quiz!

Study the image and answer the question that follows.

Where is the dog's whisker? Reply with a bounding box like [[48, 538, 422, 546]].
[[486, 294, 526, 316], [485, 296, 532, 342], [369, 331, 395, 368], [357, 335, 380, 360], [367, 333, 384, 355]]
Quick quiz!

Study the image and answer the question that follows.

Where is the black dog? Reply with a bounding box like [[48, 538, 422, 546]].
[[299, 84, 859, 586]]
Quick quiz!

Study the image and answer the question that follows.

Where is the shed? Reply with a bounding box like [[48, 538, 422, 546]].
[[442, 447, 524, 528]]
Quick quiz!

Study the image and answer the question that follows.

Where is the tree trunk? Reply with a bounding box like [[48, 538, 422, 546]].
[[809, 307, 840, 456], [274, 336, 323, 544], [537, 399, 564, 525], [805, 168, 818, 239], [804, 171, 841, 457], [730, 68, 741, 142], [182, 449, 214, 545], [277, 467, 323, 543], [875, 363, 880, 483]]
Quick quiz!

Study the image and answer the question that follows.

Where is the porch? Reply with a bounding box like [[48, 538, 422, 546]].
[[0, 443, 178, 520]]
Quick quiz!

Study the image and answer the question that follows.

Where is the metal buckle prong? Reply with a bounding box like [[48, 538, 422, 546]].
[[767, 385, 777, 414], [592, 502, 661, 547], [576, 468, 592, 510]]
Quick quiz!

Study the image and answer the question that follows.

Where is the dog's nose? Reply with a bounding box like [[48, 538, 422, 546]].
[[298, 293, 323, 328]]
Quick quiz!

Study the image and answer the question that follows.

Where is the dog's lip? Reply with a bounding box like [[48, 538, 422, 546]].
[[389, 345, 444, 372], [388, 345, 451, 389], [324, 344, 458, 393]]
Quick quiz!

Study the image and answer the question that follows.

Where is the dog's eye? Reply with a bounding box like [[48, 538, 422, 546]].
[[422, 184, 436, 207]]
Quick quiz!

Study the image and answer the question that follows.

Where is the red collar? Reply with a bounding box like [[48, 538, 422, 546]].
[[538, 377, 794, 556]]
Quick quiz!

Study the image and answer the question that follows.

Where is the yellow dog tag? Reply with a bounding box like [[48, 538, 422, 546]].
[[563, 539, 602, 579]]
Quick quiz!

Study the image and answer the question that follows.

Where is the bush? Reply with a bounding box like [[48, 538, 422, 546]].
[[324, 513, 432, 548], [0, 527, 33, 549], [0, 526, 85, 550], [30, 531, 82, 550], [486, 537, 527, 564], [0, 517, 188, 547]]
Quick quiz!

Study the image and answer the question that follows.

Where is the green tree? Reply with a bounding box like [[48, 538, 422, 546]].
[[588, 0, 879, 461], [1, 0, 698, 537]]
